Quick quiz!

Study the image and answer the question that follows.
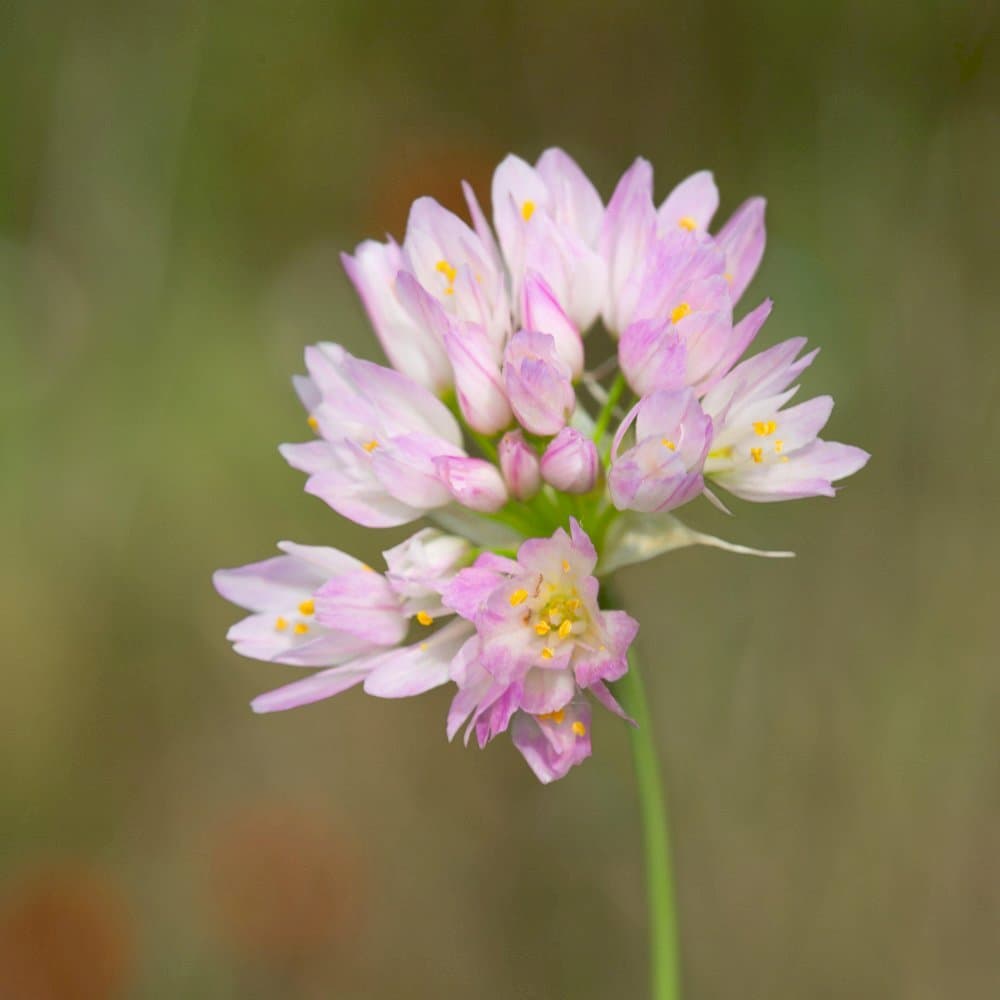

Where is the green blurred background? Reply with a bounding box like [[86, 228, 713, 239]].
[[2, 1, 997, 997]]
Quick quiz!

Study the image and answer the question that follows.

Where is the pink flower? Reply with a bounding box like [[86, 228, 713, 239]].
[[214, 532, 473, 711], [282, 343, 478, 527], [442, 520, 638, 782], [702, 338, 870, 502], [608, 389, 713, 513], [341, 239, 452, 393], [213, 542, 391, 667], [491, 149, 606, 331]]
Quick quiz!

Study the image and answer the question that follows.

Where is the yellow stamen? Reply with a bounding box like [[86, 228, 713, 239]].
[[750, 447, 764, 464], [362, 439, 379, 453], [307, 415, 319, 431], [420, 641, 429, 651], [774, 439, 784, 453], [294, 622, 309, 635], [565, 598, 581, 612], [416, 610, 433, 626], [535, 621, 551, 636], [571, 721, 587, 737], [538, 709, 565, 724], [661, 438, 677, 451], [435, 259, 457, 284], [361, 565, 375, 573], [540, 647, 554, 660], [670, 302, 691, 324], [558, 619, 573, 640], [708, 445, 733, 460], [561, 559, 570, 573], [274, 616, 288, 631], [780, 455, 790, 463], [521, 200, 536, 221], [298, 598, 315, 616], [510, 589, 528, 607], [678, 215, 697, 231], [753, 420, 777, 436], [724, 271, 734, 283]]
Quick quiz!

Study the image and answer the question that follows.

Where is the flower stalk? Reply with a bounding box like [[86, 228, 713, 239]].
[[614, 642, 682, 1000]]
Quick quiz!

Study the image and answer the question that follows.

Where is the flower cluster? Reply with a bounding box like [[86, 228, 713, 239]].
[[215, 150, 868, 782]]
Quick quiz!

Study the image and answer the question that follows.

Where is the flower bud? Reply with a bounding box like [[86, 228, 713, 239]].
[[498, 431, 541, 501], [502, 331, 575, 436], [434, 456, 508, 513], [540, 428, 599, 494]]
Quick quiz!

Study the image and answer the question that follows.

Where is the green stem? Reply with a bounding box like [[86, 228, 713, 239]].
[[614, 644, 682, 1000], [591, 372, 626, 446], [469, 429, 499, 462]]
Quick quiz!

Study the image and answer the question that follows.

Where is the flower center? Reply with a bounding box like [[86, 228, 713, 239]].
[[670, 302, 691, 324], [435, 258, 457, 296]]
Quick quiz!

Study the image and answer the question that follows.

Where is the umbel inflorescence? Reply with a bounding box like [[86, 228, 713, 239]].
[[214, 150, 868, 783]]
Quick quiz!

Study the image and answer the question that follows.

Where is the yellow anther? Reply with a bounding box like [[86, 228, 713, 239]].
[[521, 200, 536, 221], [419, 641, 429, 652], [661, 438, 677, 451], [571, 721, 587, 736], [708, 445, 733, 460], [565, 598, 581, 612], [361, 564, 375, 573], [724, 271, 734, 283], [294, 622, 309, 635], [535, 621, 551, 636], [540, 647, 554, 660], [670, 302, 691, 324], [538, 709, 565, 724], [362, 439, 379, 453], [780, 455, 790, 463], [416, 610, 433, 626], [750, 447, 764, 464], [558, 619, 573, 640], [435, 259, 457, 284], [753, 420, 777, 436], [678, 215, 697, 231], [774, 439, 784, 453], [561, 559, 570, 573], [510, 589, 528, 607], [274, 616, 288, 631], [443, 286, 455, 295], [298, 598, 315, 616], [307, 415, 319, 431]]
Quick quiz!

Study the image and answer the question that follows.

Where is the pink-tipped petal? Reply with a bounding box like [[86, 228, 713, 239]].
[[434, 456, 509, 512], [716, 197, 766, 303], [510, 700, 592, 783], [657, 169, 719, 233]]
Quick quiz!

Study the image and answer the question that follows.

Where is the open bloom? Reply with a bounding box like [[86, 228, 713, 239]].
[[702, 338, 869, 502], [442, 520, 638, 782], [215, 148, 868, 782], [214, 531, 473, 710]]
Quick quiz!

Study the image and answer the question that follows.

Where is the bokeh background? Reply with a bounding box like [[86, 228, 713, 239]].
[[2, 1, 997, 997]]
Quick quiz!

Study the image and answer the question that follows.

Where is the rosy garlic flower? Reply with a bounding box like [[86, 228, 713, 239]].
[[215, 148, 869, 784]]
